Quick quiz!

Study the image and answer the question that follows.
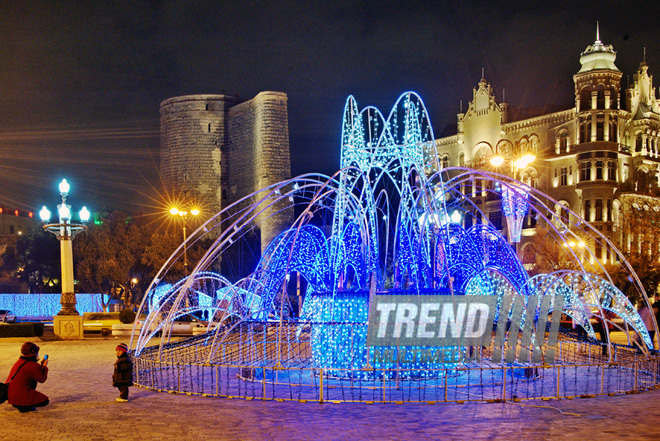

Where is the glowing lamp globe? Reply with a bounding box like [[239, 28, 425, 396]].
[[58, 205, 71, 221], [39, 206, 51, 222], [190, 208, 200, 216], [79, 206, 90, 222], [450, 210, 462, 224], [169, 207, 179, 216], [514, 154, 536, 170], [490, 156, 505, 167], [59, 179, 70, 196]]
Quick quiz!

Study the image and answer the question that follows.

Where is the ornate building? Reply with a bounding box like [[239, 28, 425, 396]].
[[434, 30, 660, 264]]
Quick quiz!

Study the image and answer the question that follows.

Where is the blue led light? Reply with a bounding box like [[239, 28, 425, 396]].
[[136, 91, 655, 367]]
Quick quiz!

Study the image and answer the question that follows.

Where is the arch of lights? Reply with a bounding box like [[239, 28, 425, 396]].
[[132, 92, 658, 388]]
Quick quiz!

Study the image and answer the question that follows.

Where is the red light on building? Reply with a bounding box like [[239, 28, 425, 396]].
[[0, 208, 3, 213], [14, 209, 19, 216], [29, 212, 33, 218]]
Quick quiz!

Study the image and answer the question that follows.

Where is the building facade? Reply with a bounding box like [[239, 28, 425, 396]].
[[160, 91, 292, 254], [0, 207, 38, 244], [434, 33, 660, 264]]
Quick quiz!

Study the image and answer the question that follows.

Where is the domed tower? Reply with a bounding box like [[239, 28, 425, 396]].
[[573, 25, 623, 256], [574, 25, 623, 145]]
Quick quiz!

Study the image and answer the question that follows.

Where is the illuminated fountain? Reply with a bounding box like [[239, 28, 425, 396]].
[[132, 92, 658, 402]]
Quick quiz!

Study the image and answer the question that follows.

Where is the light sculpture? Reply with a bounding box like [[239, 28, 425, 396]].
[[501, 184, 529, 243], [134, 92, 656, 387]]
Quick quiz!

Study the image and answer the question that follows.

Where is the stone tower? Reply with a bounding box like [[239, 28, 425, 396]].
[[160, 91, 292, 254]]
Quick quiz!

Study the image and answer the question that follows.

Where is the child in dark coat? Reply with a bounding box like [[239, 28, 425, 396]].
[[113, 343, 133, 402]]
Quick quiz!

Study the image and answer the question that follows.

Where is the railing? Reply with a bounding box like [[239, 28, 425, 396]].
[[132, 340, 660, 404]]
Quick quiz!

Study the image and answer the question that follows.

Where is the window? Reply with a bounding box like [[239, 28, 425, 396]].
[[580, 162, 591, 181], [607, 199, 612, 221], [580, 88, 591, 111], [560, 205, 569, 225], [610, 86, 618, 109], [608, 161, 617, 181], [459, 152, 465, 167], [489, 210, 503, 230], [208, 123, 212, 132], [442, 155, 449, 169], [9, 225, 14, 234], [597, 85, 605, 109], [222, 189, 228, 200], [596, 161, 603, 180], [560, 167, 568, 186], [581, 122, 590, 143], [584, 200, 591, 221], [595, 199, 603, 221], [559, 131, 569, 152]]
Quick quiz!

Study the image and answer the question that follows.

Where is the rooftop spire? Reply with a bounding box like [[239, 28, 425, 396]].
[[596, 21, 600, 43]]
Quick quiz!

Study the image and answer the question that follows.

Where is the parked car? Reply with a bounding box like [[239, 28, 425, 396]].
[[83, 312, 122, 333], [0, 309, 17, 323]]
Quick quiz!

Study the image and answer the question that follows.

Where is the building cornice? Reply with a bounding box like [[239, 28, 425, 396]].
[[503, 109, 575, 132]]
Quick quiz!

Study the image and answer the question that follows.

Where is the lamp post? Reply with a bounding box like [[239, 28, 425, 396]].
[[40, 179, 90, 339], [169, 206, 200, 276]]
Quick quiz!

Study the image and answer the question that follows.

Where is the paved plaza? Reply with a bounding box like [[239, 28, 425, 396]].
[[1, 336, 659, 440]]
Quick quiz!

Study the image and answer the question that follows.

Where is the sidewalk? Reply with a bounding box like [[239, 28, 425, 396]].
[[1, 337, 659, 440]]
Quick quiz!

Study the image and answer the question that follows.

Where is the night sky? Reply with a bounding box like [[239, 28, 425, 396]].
[[1, 1, 660, 216]]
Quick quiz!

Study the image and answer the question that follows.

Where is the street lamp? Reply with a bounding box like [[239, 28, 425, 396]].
[[169, 206, 200, 276], [40, 179, 89, 339]]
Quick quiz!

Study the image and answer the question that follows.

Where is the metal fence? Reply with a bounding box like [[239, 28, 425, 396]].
[[132, 331, 660, 404]]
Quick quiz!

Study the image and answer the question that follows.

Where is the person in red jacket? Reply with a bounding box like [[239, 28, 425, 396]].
[[6, 342, 49, 412]]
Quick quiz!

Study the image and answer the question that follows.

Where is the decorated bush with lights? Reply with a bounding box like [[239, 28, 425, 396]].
[[132, 92, 658, 398]]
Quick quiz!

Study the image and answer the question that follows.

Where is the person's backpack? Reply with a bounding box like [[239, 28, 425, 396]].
[[0, 361, 28, 404]]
